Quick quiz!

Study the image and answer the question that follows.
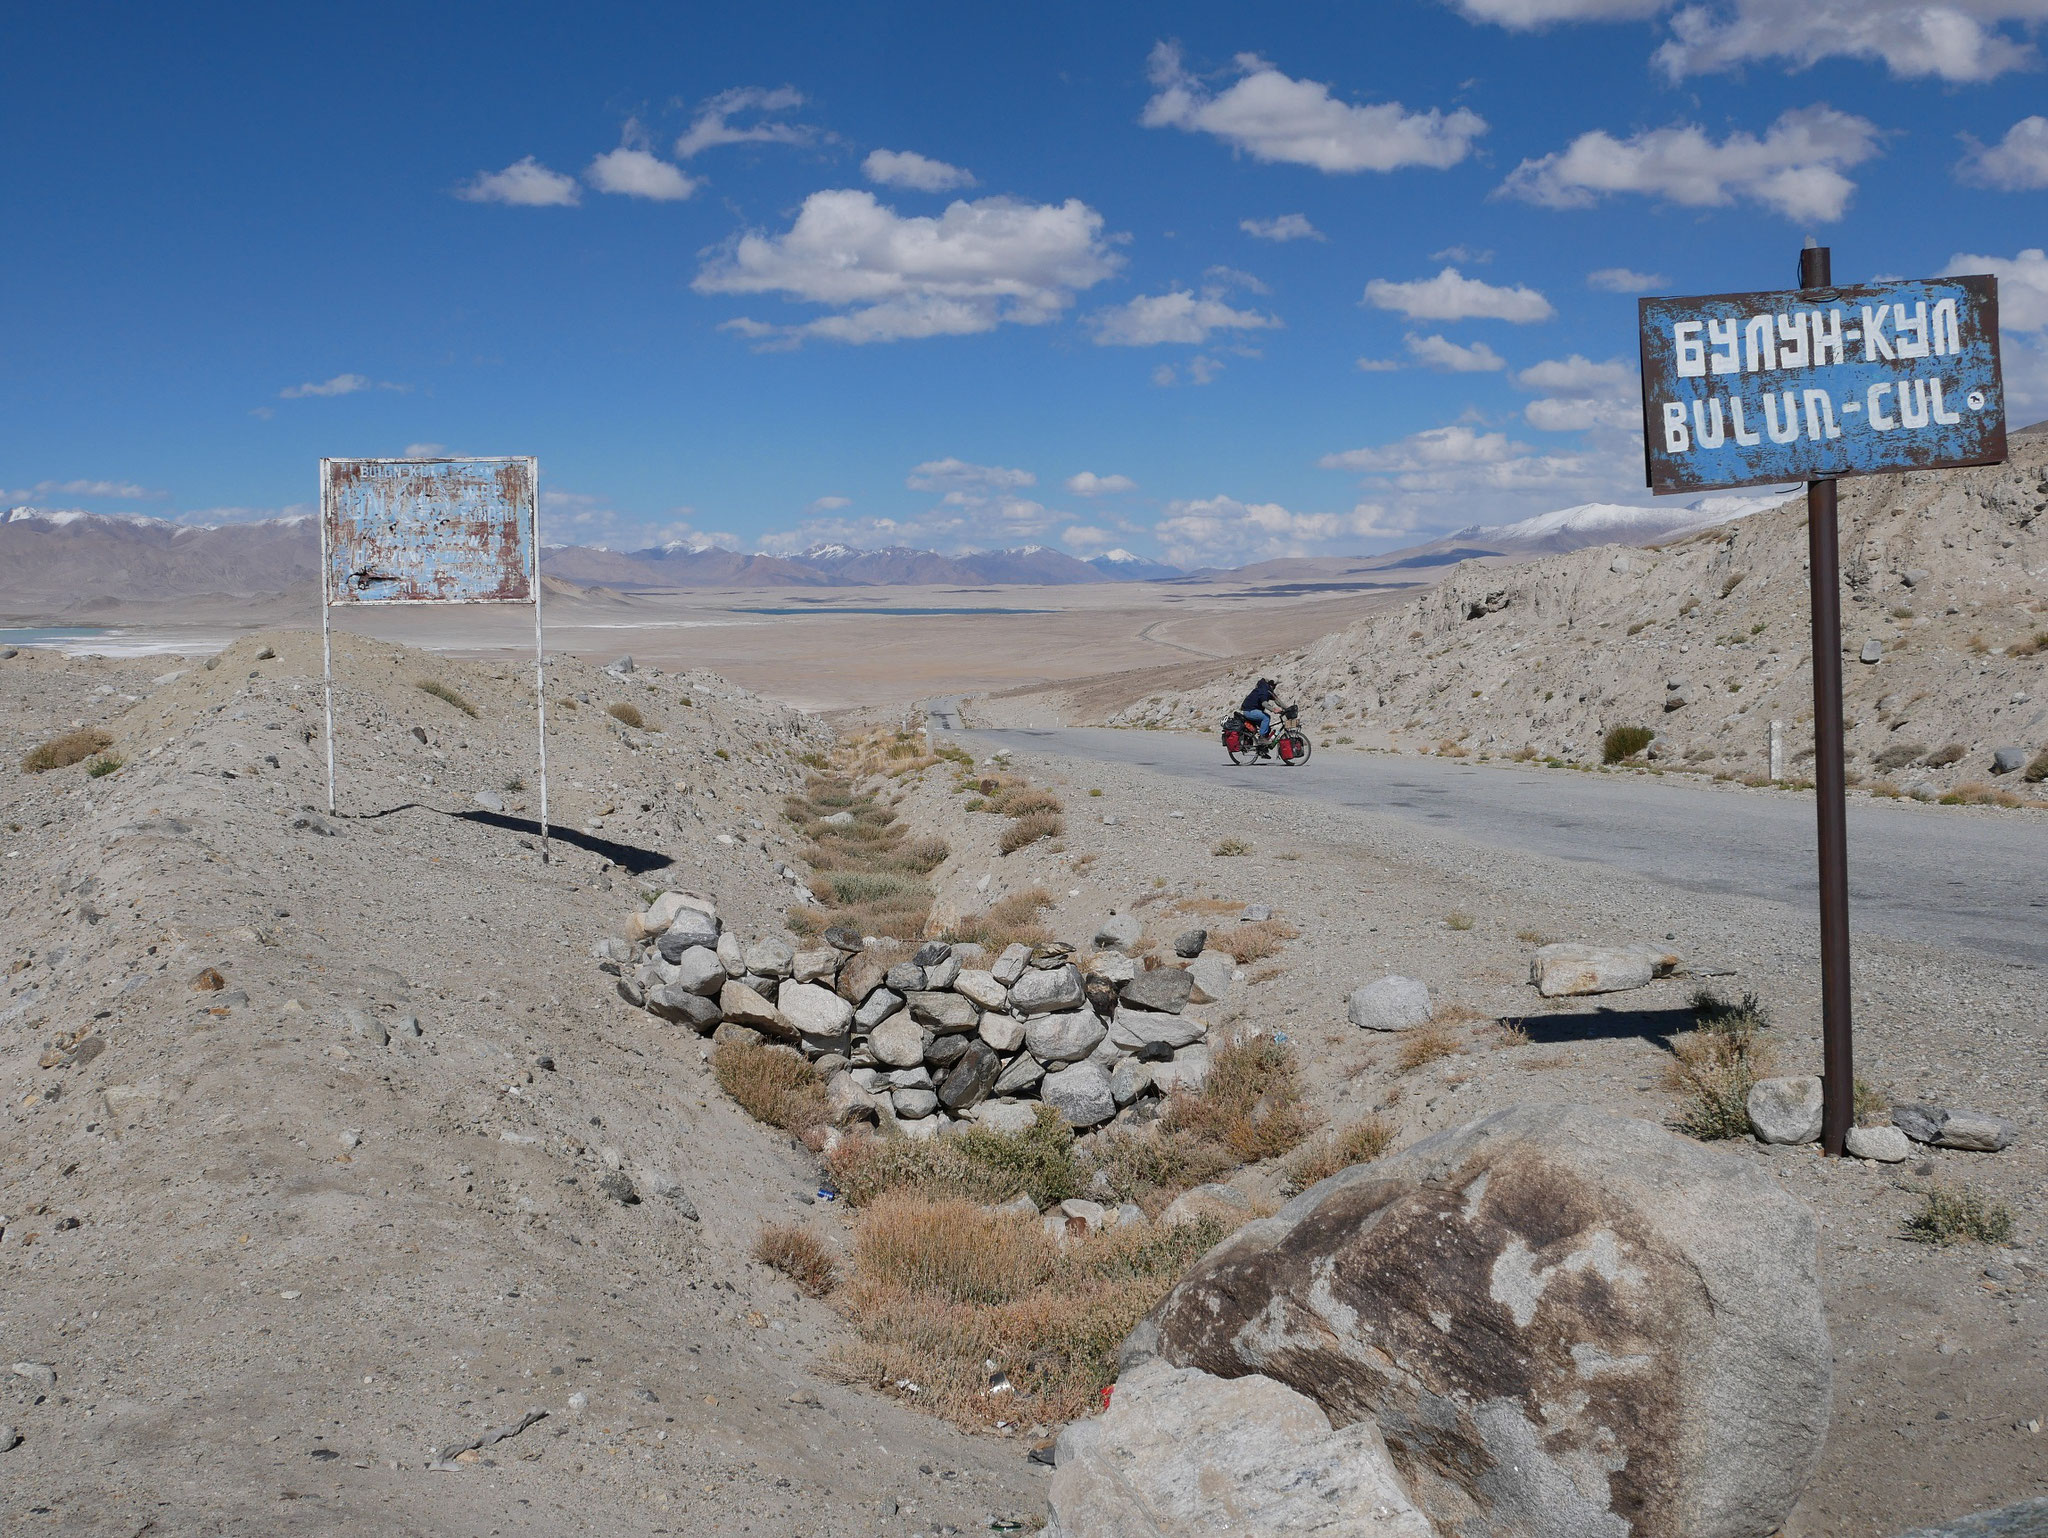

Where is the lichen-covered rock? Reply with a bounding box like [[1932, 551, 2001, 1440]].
[[1748, 1075, 1824, 1145], [1040, 1061, 1115, 1127], [1119, 967, 1193, 1014], [1132, 1102, 1831, 1538], [1529, 942, 1679, 997], [1009, 963, 1085, 1016], [1347, 975, 1432, 1032], [868, 1013, 927, 1070], [1107, 1005, 1205, 1054], [1025, 1009, 1107, 1064], [907, 990, 979, 1034]]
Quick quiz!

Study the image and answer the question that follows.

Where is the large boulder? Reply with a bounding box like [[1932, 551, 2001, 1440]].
[[666, 946, 727, 997], [1041, 1062, 1116, 1127], [953, 969, 1008, 1011], [1130, 1102, 1832, 1538], [937, 1040, 1001, 1110], [719, 981, 794, 1039], [835, 948, 893, 1005], [1106, 1006, 1205, 1054], [1045, 1358, 1430, 1538], [1530, 942, 1679, 997], [868, 1013, 927, 1070], [1120, 967, 1193, 1014], [1026, 1010, 1108, 1064], [1093, 914, 1143, 952], [1184, 952, 1234, 1004], [907, 990, 980, 1034], [776, 981, 854, 1045], [636, 890, 717, 940], [1348, 975, 1432, 1032], [992, 1053, 1044, 1096], [654, 909, 722, 960], [1748, 1076, 1823, 1145], [978, 1010, 1026, 1053], [1010, 963, 1085, 1016], [645, 986, 720, 1031]]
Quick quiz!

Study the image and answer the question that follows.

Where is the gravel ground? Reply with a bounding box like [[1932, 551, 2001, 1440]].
[[0, 636, 1044, 1538], [936, 705, 2048, 1537]]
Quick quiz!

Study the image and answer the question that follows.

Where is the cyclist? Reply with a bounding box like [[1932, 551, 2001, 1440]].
[[1239, 677, 1281, 743]]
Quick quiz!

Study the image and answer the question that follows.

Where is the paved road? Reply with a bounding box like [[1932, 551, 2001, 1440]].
[[927, 703, 2048, 968]]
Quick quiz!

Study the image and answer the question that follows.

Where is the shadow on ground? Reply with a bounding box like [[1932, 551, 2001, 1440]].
[[1505, 1005, 1699, 1049]]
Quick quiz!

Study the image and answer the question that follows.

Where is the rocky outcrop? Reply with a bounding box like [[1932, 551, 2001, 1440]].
[[1127, 1102, 1832, 1538]]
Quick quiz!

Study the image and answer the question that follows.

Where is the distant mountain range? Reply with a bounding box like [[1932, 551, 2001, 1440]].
[[0, 492, 1792, 608]]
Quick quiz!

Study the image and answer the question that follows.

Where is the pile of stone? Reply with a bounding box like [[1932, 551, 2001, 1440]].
[[598, 893, 1239, 1139], [1747, 1076, 2018, 1159]]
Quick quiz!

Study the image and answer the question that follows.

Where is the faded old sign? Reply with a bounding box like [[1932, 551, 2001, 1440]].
[[320, 457, 537, 604], [1639, 276, 2006, 494]]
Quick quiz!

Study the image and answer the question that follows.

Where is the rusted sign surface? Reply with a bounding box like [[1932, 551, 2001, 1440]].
[[1639, 276, 2006, 494], [320, 457, 537, 604]]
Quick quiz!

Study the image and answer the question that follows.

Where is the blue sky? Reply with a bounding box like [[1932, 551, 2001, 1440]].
[[4, 0, 2047, 567]]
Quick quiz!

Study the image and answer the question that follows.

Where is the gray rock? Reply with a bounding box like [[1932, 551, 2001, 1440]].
[[1172, 929, 1207, 959], [597, 1170, 639, 1205], [1901, 567, 1931, 588], [1860, 639, 1884, 663], [953, 969, 1008, 1010], [821, 810, 855, 827], [938, 1041, 1001, 1110], [907, 990, 980, 1034], [712, 1021, 763, 1048], [1529, 941, 1678, 997], [925, 1032, 971, 1068], [887, 1065, 934, 1090], [853, 987, 903, 1031], [1026, 1009, 1108, 1064], [992, 1054, 1045, 1096], [0, 1424, 19, 1452], [392, 1015, 422, 1039], [1346, 975, 1432, 1032], [743, 938, 796, 979], [1893, 1102, 1948, 1143], [825, 1077, 880, 1124], [968, 1099, 1038, 1135], [1093, 915, 1143, 952], [823, 924, 864, 953], [1109, 1056, 1151, 1106], [668, 946, 727, 996], [923, 955, 961, 991], [719, 981, 795, 1038], [1241, 904, 1272, 922], [607, 654, 635, 673], [473, 790, 505, 814], [1041, 1062, 1116, 1127], [1847, 1124, 1911, 1162], [615, 975, 645, 1008], [978, 1010, 1026, 1053], [1107, 1006, 1205, 1054], [1137, 1102, 1831, 1538], [646, 986, 721, 1031], [1992, 747, 2028, 775], [1183, 951, 1235, 1005], [868, 1014, 927, 1070], [11, 1363, 56, 1390], [655, 911, 721, 960], [1089, 950, 1138, 986], [1937, 1109, 2018, 1152], [715, 930, 746, 977], [991, 942, 1033, 986], [891, 1087, 939, 1119], [886, 962, 927, 993], [1156, 1182, 1252, 1230], [1748, 1075, 1824, 1145], [791, 947, 839, 983], [344, 1008, 387, 1047], [777, 981, 854, 1044], [1894, 1498, 2048, 1537], [1120, 967, 1193, 1015], [1085, 1034, 1125, 1068], [1044, 1359, 1430, 1538], [913, 940, 952, 967], [1008, 963, 1085, 1017], [1148, 1045, 1211, 1094]]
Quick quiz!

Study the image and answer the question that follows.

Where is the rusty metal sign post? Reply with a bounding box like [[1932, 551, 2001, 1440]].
[[317, 456, 551, 861], [1639, 252, 2007, 1155]]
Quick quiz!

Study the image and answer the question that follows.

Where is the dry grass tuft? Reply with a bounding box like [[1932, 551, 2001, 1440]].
[[606, 701, 645, 729], [713, 1041, 830, 1137], [1446, 910, 1475, 931], [1493, 1020, 1532, 1049], [1285, 1115, 1397, 1190], [1161, 1034, 1314, 1162], [1663, 995, 1775, 1140], [21, 727, 113, 773], [1211, 837, 1253, 857], [1000, 809, 1065, 854], [1206, 918, 1298, 964], [1083, 1128, 1237, 1214], [754, 1224, 838, 1297], [416, 679, 479, 717], [1514, 927, 1554, 945], [1901, 1184, 2016, 1246], [834, 1196, 1229, 1427], [1396, 1021, 1462, 1072], [945, 887, 1056, 951], [825, 1103, 1082, 1209], [86, 754, 124, 778]]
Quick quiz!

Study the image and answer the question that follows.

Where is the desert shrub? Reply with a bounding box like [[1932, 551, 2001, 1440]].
[[994, 785, 1064, 817], [606, 701, 645, 728], [2026, 749, 2048, 784], [1720, 570, 1746, 598], [1207, 918, 1298, 964], [416, 679, 478, 717], [854, 1195, 1057, 1306], [1902, 1185, 2015, 1246], [1083, 1128, 1237, 1212], [1873, 742, 1927, 772], [826, 1104, 1082, 1208], [1665, 998, 1775, 1139], [1602, 725, 1654, 764], [945, 886, 1056, 951], [713, 1041, 830, 1136], [1515, 927, 1553, 945], [1396, 1021, 1461, 1072], [1922, 743, 1966, 768], [999, 809, 1064, 854], [1446, 910, 1475, 931], [1940, 783, 2022, 807], [20, 727, 112, 773], [1853, 1078, 1890, 1127], [1211, 837, 1253, 857], [754, 1224, 838, 1297], [1285, 1115, 1397, 1190], [86, 754, 124, 778], [1162, 1035, 1314, 1162]]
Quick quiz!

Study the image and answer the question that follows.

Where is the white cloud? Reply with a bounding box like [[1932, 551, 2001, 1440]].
[[1501, 106, 1883, 222], [457, 156, 581, 207], [808, 495, 852, 512], [1448, 0, 1664, 23], [1407, 333, 1507, 371], [1151, 356, 1227, 386], [588, 147, 699, 201], [695, 190, 1122, 345], [1656, 1, 2042, 83], [1240, 213, 1324, 242], [1587, 266, 1667, 292], [403, 443, 448, 458], [1060, 524, 1117, 552], [1320, 424, 1520, 472], [1321, 419, 1645, 529], [674, 86, 818, 158], [1363, 266, 1554, 323], [1945, 247, 2048, 331], [1090, 288, 1281, 346], [863, 149, 976, 192], [756, 462, 1056, 554], [1960, 116, 2048, 191], [1430, 244, 1494, 264], [1204, 265, 1270, 295], [280, 374, 369, 399], [7, 478, 157, 500], [538, 489, 735, 552], [1153, 493, 1416, 566], [907, 459, 1036, 494], [1066, 472, 1138, 496], [1999, 336, 2048, 416], [1513, 353, 1640, 431], [1355, 356, 1403, 372], [1141, 42, 1486, 173]]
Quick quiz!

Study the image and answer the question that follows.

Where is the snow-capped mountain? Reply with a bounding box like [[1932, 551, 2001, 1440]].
[[1453, 492, 1797, 554], [1087, 548, 1185, 582], [0, 506, 322, 604]]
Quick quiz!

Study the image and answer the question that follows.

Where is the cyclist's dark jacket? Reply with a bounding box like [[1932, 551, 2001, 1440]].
[[1240, 681, 1277, 713]]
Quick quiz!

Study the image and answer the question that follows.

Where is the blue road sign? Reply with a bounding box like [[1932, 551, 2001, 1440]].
[[320, 457, 538, 604], [1639, 276, 2006, 494]]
